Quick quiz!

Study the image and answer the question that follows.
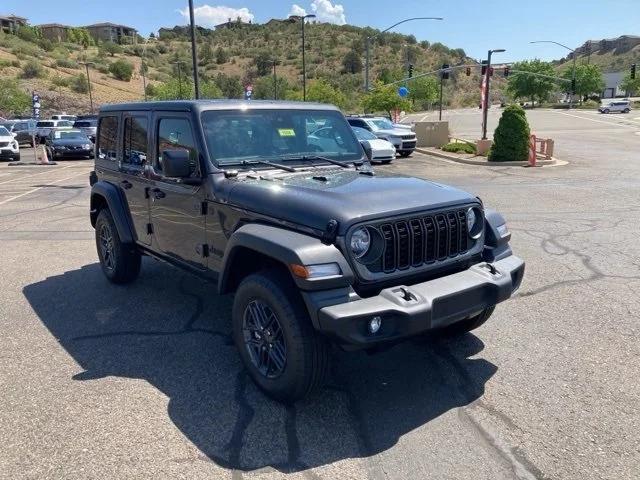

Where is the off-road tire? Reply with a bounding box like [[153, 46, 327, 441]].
[[232, 269, 330, 403], [95, 208, 141, 284], [443, 307, 495, 336]]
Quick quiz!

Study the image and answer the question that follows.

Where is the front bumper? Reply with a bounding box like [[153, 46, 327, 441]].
[[316, 255, 524, 346], [0, 148, 20, 160], [51, 148, 93, 157]]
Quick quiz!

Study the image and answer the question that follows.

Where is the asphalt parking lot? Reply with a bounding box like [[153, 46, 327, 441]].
[[1, 108, 639, 479]]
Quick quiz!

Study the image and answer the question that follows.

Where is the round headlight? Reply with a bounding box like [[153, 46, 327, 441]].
[[467, 207, 483, 239], [350, 227, 371, 259]]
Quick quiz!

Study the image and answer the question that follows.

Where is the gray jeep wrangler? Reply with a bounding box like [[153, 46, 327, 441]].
[[89, 100, 524, 402]]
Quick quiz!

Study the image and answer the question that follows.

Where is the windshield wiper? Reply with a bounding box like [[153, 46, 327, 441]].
[[240, 159, 296, 172], [296, 155, 363, 169]]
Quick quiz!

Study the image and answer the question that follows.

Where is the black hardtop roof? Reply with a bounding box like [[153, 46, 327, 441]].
[[99, 99, 341, 114]]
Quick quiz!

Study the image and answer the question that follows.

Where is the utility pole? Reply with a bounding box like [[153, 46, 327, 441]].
[[273, 60, 278, 100], [187, 0, 200, 99], [79, 62, 94, 113], [173, 62, 185, 99], [482, 49, 505, 140]]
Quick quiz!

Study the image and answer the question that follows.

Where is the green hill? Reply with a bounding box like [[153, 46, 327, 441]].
[[554, 35, 640, 73]]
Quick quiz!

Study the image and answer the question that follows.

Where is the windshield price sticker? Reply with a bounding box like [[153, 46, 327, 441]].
[[278, 128, 296, 137]]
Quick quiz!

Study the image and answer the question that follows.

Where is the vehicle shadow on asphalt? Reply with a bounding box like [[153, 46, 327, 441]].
[[23, 260, 497, 474]]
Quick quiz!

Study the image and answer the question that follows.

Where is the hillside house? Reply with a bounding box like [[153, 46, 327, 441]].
[[39, 23, 70, 42], [85, 22, 137, 44], [0, 14, 27, 33]]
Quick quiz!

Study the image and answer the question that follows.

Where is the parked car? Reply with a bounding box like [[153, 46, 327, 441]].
[[351, 126, 396, 164], [45, 129, 94, 159], [598, 101, 631, 114], [73, 119, 97, 142], [36, 120, 74, 143], [88, 100, 524, 402], [346, 116, 417, 157], [0, 126, 20, 161], [51, 114, 77, 122], [2, 120, 37, 146]]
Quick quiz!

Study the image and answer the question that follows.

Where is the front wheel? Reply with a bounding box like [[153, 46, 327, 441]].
[[442, 307, 495, 336], [603, 109, 610, 114], [95, 209, 141, 284], [623, 108, 630, 113], [232, 269, 330, 402]]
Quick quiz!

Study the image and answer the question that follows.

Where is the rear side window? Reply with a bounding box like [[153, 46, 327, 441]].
[[156, 118, 198, 176], [123, 116, 148, 166], [97, 116, 119, 161], [37, 121, 54, 127]]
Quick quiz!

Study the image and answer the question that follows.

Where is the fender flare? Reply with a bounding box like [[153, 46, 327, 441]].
[[218, 223, 354, 294], [483, 208, 512, 262], [90, 181, 136, 245]]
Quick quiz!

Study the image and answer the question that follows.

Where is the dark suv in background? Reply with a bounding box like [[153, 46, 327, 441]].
[[89, 100, 524, 402]]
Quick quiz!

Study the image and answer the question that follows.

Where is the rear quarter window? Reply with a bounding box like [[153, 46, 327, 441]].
[[97, 116, 119, 161]]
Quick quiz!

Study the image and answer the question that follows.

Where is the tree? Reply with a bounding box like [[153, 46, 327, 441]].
[[507, 59, 556, 106], [199, 43, 213, 65], [408, 76, 438, 109], [70, 74, 89, 93], [215, 47, 230, 64], [109, 60, 134, 81], [362, 82, 411, 117], [102, 41, 123, 57], [253, 50, 273, 76], [306, 79, 347, 108], [253, 75, 290, 100], [342, 50, 362, 74], [16, 25, 40, 43], [620, 72, 640, 96], [489, 104, 530, 162], [152, 78, 193, 100], [0, 79, 31, 117], [200, 81, 223, 99], [563, 64, 605, 100]]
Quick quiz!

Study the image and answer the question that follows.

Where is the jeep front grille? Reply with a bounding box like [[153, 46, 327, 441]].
[[377, 208, 470, 273]]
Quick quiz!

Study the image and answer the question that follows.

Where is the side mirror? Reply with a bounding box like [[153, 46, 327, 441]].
[[361, 140, 373, 161], [161, 149, 192, 178]]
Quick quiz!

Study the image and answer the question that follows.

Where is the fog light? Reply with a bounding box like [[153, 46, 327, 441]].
[[368, 316, 382, 334]]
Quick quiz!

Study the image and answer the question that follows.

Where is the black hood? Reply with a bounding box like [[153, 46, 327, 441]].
[[225, 168, 477, 234]]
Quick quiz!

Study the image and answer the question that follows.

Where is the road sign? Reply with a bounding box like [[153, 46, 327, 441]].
[[244, 84, 253, 100], [398, 86, 409, 97], [32, 91, 41, 119]]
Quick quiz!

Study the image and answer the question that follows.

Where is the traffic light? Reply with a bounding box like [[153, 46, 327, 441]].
[[441, 64, 450, 80], [408, 63, 414, 78], [632, 63, 637, 80], [466, 67, 471, 76], [481, 60, 488, 75], [503, 66, 510, 77]]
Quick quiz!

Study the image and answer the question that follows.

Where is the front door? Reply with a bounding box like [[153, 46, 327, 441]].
[[120, 113, 152, 245], [149, 115, 206, 269]]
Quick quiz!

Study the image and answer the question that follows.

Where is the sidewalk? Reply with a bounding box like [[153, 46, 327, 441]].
[[416, 147, 566, 167]]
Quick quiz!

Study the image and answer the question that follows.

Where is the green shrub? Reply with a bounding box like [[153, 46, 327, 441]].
[[21, 60, 45, 78], [51, 75, 70, 87], [70, 74, 89, 93], [109, 59, 134, 81], [489, 104, 530, 162], [11, 59, 21, 68], [442, 142, 476, 154], [55, 58, 79, 69], [96, 63, 110, 74], [0, 59, 11, 69]]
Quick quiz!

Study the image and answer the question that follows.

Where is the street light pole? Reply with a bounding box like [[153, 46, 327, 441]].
[[187, 0, 200, 99], [482, 49, 505, 140], [79, 62, 94, 113], [273, 60, 278, 100], [530, 40, 576, 108], [292, 14, 316, 101], [172, 61, 185, 99], [364, 17, 443, 91], [141, 38, 150, 101]]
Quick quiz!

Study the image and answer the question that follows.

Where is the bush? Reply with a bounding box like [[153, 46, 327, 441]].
[[55, 58, 79, 69], [109, 59, 134, 81], [51, 75, 69, 87], [101, 41, 123, 57], [70, 74, 89, 93], [442, 142, 476, 154], [489, 104, 530, 162], [0, 79, 31, 115], [21, 60, 45, 78]]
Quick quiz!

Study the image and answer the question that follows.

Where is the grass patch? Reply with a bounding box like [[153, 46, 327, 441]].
[[441, 141, 476, 154]]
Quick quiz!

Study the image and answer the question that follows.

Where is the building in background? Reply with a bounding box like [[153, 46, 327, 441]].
[[85, 22, 137, 44], [0, 14, 27, 33], [602, 72, 627, 98], [38, 23, 70, 42]]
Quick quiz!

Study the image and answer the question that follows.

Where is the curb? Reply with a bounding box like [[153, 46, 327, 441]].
[[7, 161, 58, 166], [415, 148, 566, 167]]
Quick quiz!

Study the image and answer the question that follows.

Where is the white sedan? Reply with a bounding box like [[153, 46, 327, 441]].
[[0, 126, 20, 162], [351, 126, 396, 164]]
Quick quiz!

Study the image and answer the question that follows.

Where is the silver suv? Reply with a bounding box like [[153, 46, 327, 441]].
[[346, 116, 417, 157], [598, 100, 631, 114]]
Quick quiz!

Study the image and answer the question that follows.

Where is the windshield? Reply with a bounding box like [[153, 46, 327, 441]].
[[74, 121, 96, 127], [0, 127, 10, 136], [352, 126, 377, 141], [57, 120, 75, 127], [370, 119, 394, 130], [54, 130, 85, 140], [201, 109, 363, 166]]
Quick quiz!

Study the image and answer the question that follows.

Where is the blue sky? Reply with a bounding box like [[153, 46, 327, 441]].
[[3, 0, 639, 62]]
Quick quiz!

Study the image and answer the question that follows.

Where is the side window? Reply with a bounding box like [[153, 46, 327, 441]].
[[98, 116, 119, 161], [156, 118, 198, 176], [123, 116, 148, 167]]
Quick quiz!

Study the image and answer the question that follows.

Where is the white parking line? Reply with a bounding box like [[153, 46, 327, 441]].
[[0, 171, 86, 206], [554, 111, 638, 129], [0, 164, 73, 185]]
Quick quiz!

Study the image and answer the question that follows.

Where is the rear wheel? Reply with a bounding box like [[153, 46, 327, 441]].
[[623, 108, 630, 113], [232, 269, 330, 402], [95, 209, 141, 284], [442, 307, 495, 336], [603, 108, 610, 114]]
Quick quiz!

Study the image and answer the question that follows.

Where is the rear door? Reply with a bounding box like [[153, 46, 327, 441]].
[[120, 113, 152, 245], [148, 114, 206, 269]]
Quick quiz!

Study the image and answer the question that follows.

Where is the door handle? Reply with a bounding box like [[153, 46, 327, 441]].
[[121, 180, 132, 190], [152, 188, 166, 199]]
